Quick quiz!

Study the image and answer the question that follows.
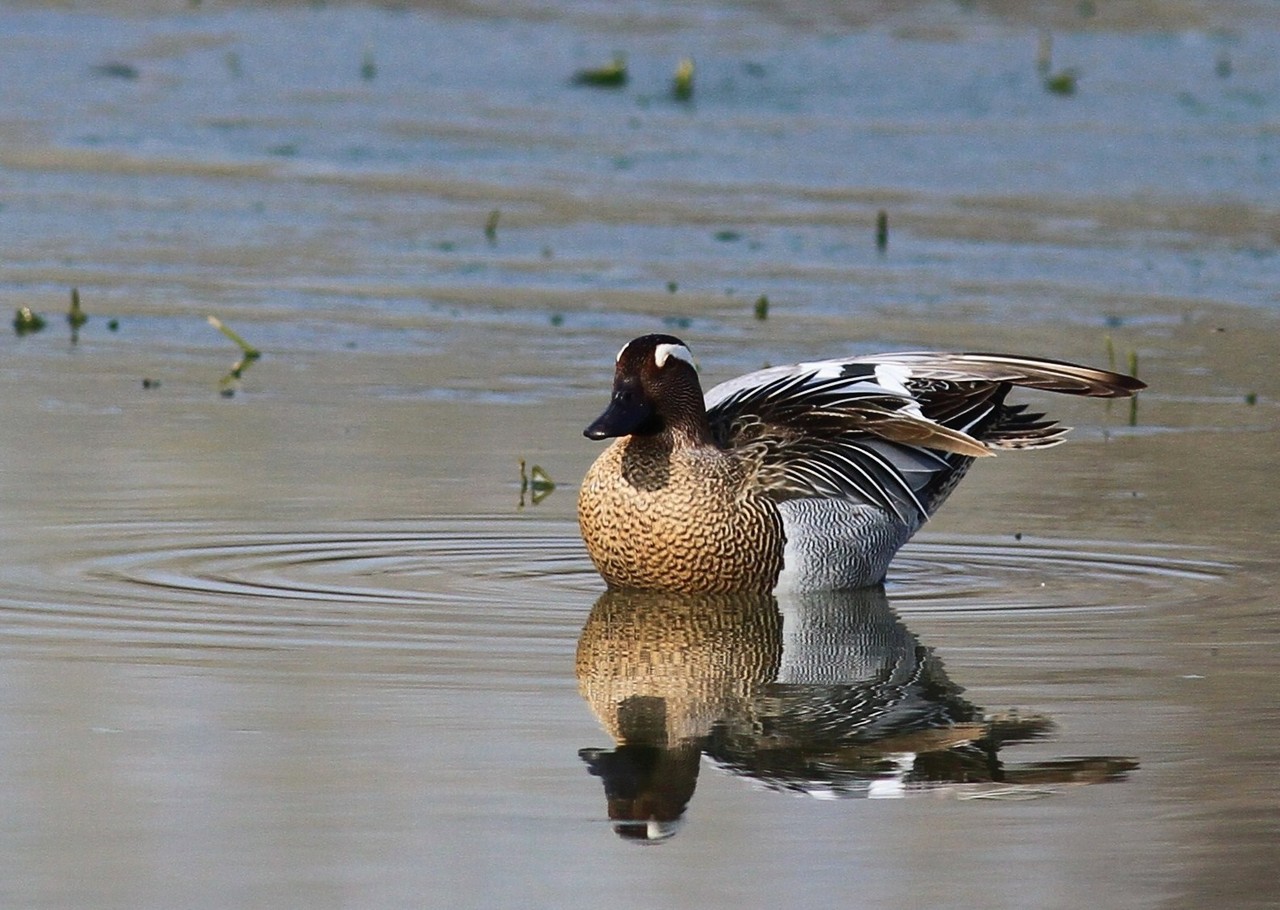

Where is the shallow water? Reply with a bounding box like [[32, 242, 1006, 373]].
[[1, 1, 1278, 908]]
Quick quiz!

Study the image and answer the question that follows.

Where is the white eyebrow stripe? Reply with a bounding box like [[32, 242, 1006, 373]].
[[654, 343, 695, 369]]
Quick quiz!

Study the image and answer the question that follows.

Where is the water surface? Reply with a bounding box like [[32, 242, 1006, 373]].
[[1, 1, 1277, 908]]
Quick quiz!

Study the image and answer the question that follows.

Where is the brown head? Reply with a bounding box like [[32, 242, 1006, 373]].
[[584, 334, 712, 446]]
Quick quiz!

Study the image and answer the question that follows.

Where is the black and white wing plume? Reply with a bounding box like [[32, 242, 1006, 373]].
[[703, 352, 1143, 521]]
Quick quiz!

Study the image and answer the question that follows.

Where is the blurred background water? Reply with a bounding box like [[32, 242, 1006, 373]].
[[0, 1, 1277, 908]]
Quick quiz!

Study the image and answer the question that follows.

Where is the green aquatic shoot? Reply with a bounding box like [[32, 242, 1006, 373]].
[[68, 287, 87, 344], [13, 306, 45, 335], [1104, 335, 1140, 426], [485, 209, 500, 244], [753, 295, 769, 321], [572, 55, 627, 88], [208, 315, 261, 396], [68, 288, 87, 328], [1127, 349, 1139, 427], [875, 209, 888, 253], [518, 459, 556, 508], [207, 315, 261, 359], [672, 57, 694, 101], [360, 48, 376, 81]]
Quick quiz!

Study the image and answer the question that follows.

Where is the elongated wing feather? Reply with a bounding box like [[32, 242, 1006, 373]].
[[703, 350, 1141, 518], [849, 351, 1145, 398]]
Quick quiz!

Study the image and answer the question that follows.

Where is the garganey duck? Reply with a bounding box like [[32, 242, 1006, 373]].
[[578, 334, 1144, 594]]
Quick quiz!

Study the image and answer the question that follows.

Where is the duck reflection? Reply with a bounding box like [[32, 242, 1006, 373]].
[[577, 587, 1136, 841]]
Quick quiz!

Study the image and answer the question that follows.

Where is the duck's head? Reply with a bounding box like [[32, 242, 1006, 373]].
[[584, 334, 707, 442]]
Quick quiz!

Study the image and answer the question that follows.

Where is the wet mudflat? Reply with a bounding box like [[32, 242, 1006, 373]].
[[0, 1, 1277, 908]]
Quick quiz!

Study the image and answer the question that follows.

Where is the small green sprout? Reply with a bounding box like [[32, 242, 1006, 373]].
[[13, 306, 45, 335], [208, 315, 261, 360], [573, 55, 628, 88], [1044, 69, 1079, 96], [672, 57, 694, 101], [518, 459, 556, 507], [67, 288, 87, 343], [208, 315, 262, 395], [753, 295, 769, 321], [68, 288, 87, 329]]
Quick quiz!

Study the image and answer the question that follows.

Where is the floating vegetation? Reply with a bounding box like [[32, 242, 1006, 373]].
[[207, 315, 262, 396], [518, 459, 556, 507], [484, 209, 500, 244], [107, 318, 120, 332], [875, 209, 889, 253], [92, 61, 139, 80], [753, 295, 769, 321], [1244, 392, 1257, 406], [672, 57, 695, 102], [714, 230, 741, 242], [142, 378, 161, 390], [67, 287, 87, 343], [663, 315, 692, 330], [1044, 69, 1079, 96], [549, 313, 564, 327], [666, 280, 678, 294], [13, 306, 45, 335], [360, 48, 377, 81], [1104, 335, 1141, 427], [1215, 50, 1232, 79], [572, 55, 627, 88]]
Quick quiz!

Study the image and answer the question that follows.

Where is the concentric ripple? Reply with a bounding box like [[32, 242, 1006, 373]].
[[0, 517, 598, 662], [888, 535, 1231, 615], [0, 517, 1231, 659]]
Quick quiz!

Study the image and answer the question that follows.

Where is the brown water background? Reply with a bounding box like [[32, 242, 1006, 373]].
[[1, 1, 1277, 908]]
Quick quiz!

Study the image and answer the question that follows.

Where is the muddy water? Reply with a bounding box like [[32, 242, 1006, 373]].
[[1, 1, 1277, 908]]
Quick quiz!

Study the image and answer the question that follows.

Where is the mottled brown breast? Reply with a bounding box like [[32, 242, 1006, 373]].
[[577, 437, 785, 594]]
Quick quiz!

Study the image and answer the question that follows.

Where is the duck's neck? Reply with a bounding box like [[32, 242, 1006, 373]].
[[629, 419, 714, 453]]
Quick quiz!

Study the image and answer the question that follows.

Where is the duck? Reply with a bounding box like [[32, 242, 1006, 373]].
[[578, 334, 1145, 594]]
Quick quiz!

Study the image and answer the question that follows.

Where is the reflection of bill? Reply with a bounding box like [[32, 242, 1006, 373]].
[[577, 587, 1137, 842]]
